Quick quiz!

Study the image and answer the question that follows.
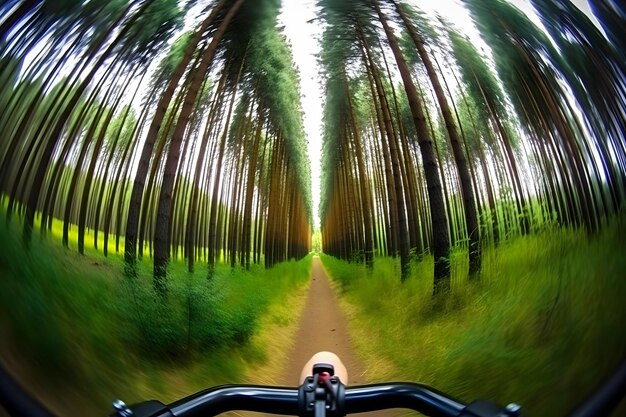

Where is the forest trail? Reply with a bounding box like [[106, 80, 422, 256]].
[[276, 256, 365, 386], [271, 256, 401, 417]]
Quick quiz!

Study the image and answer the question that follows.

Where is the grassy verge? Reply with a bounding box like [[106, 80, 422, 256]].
[[321, 218, 626, 416], [0, 213, 312, 415], [243, 272, 311, 386]]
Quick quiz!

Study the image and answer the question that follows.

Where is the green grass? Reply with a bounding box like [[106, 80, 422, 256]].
[[321, 217, 626, 416], [0, 211, 312, 415]]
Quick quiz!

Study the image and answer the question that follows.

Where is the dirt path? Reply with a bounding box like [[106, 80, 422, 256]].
[[269, 256, 401, 417], [276, 256, 368, 386]]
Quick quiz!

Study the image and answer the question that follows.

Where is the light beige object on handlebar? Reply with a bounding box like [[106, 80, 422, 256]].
[[300, 351, 349, 385]]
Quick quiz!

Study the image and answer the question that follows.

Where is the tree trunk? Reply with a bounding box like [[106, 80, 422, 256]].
[[124, 0, 227, 266], [241, 111, 264, 269], [153, 0, 244, 293], [373, 0, 450, 293], [207, 58, 246, 275], [22, 1, 145, 245], [186, 66, 228, 272], [394, 1, 481, 276]]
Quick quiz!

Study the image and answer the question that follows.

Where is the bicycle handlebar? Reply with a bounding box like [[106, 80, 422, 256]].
[[3, 356, 625, 417], [169, 385, 299, 417], [113, 383, 518, 417]]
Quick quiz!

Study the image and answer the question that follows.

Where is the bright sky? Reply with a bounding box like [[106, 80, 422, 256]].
[[278, 0, 599, 228], [278, 0, 323, 227]]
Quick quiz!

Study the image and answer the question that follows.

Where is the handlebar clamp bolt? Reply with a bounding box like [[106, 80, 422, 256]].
[[112, 399, 134, 417], [504, 403, 522, 416]]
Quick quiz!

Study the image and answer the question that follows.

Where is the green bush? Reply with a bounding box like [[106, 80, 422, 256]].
[[0, 211, 312, 413]]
